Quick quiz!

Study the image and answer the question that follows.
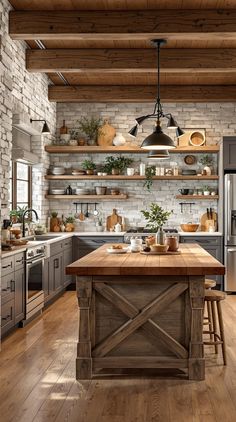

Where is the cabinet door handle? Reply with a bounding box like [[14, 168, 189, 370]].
[[2, 314, 11, 321], [92, 240, 106, 244], [54, 258, 59, 269], [11, 280, 15, 292], [16, 258, 24, 263], [2, 263, 12, 269]]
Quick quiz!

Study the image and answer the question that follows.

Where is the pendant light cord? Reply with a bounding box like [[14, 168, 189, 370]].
[[153, 40, 162, 119]]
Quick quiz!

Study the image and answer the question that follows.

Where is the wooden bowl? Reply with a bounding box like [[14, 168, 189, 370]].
[[180, 223, 199, 232], [150, 244, 169, 253]]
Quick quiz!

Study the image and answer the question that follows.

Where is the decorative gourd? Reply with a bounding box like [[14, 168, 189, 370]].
[[97, 119, 116, 147]]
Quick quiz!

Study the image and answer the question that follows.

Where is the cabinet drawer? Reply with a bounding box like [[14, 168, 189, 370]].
[[1, 256, 14, 276], [1, 273, 15, 305], [63, 238, 72, 250], [78, 236, 123, 246], [50, 241, 63, 256], [1, 299, 15, 335], [14, 252, 25, 270], [180, 236, 221, 246]]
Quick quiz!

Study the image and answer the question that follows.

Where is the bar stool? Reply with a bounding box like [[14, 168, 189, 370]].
[[203, 289, 227, 365], [204, 279, 216, 343]]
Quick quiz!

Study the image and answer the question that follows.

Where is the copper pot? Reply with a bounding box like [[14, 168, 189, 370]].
[[166, 236, 179, 252]]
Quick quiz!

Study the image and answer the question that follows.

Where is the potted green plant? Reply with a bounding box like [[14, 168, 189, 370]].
[[144, 166, 156, 192], [96, 217, 103, 232], [82, 159, 96, 175], [9, 205, 28, 223], [200, 154, 213, 175], [65, 216, 75, 232], [77, 116, 102, 145], [203, 185, 211, 196], [141, 203, 172, 245], [103, 155, 133, 175], [68, 128, 79, 146]]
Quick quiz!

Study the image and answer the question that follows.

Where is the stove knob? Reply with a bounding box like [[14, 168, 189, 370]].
[[28, 251, 34, 257], [36, 248, 42, 254]]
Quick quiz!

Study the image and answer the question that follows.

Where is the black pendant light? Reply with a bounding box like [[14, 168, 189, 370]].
[[148, 150, 170, 160], [128, 39, 184, 150], [30, 118, 50, 134]]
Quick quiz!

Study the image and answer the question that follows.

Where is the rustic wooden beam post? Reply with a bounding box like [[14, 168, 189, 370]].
[[76, 276, 92, 380], [188, 276, 205, 381]]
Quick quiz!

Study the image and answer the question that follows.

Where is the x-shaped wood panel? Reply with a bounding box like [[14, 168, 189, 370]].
[[93, 282, 188, 359]]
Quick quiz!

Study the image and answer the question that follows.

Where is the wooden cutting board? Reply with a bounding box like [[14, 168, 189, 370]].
[[200, 211, 218, 231], [106, 209, 122, 231]]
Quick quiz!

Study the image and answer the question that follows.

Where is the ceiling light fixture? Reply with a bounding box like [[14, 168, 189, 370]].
[[148, 150, 170, 160], [30, 119, 50, 134], [128, 39, 184, 149]]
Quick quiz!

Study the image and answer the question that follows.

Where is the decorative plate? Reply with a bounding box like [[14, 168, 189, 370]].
[[184, 155, 196, 165], [107, 247, 129, 254]]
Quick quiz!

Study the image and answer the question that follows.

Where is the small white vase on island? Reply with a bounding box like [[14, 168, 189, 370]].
[[113, 132, 126, 146]]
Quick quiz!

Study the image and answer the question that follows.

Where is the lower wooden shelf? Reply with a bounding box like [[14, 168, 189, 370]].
[[45, 194, 128, 200], [176, 195, 219, 200], [45, 175, 219, 181]]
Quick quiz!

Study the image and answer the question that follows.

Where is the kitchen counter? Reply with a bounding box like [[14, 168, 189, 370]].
[[66, 243, 224, 381]]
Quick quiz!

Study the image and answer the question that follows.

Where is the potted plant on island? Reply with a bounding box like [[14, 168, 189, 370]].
[[200, 154, 213, 175], [82, 159, 96, 175], [77, 116, 102, 145], [103, 155, 133, 175], [141, 203, 172, 245]]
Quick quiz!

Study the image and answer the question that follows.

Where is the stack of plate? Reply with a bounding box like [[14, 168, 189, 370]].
[[75, 188, 90, 195], [50, 189, 65, 195], [51, 167, 65, 175]]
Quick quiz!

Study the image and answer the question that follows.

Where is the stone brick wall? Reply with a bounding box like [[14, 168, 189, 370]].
[[0, 0, 56, 222], [51, 102, 234, 230]]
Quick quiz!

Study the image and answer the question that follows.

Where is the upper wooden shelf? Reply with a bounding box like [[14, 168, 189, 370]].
[[44, 145, 220, 154], [45, 175, 219, 181]]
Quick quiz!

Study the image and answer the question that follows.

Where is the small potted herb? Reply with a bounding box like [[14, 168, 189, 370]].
[[77, 116, 102, 145], [65, 216, 75, 232], [103, 156, 133, 175], [82, 159, 96, 175], [203, 185, 211, 196], [68, 128, 79, 146], [144, 166, 156, 192], [200, 154, 213, 175], [141, 203, 172, 245], [96, 217, 103, 232]]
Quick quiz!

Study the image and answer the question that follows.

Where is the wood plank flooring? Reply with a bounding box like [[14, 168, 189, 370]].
[[1, 291, 236, 422]]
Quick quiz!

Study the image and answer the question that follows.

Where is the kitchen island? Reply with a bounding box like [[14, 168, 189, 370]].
[[66, 243, 225, 381]]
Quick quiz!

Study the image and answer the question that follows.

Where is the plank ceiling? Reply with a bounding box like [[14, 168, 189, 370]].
[[8, 0, 236, 102]]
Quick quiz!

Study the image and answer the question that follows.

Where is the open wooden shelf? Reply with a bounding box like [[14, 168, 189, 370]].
[[45, 145, 220, 154], [45, 174, 219, 181], [176, 195, 219, 200], [45, 194, 128, 200]]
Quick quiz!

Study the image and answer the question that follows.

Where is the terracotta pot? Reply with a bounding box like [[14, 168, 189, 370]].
[[65, 223, 74, 232], [86, 170, 94, 175], [112, 168, 120, 175], [50, 217, 59, 232]]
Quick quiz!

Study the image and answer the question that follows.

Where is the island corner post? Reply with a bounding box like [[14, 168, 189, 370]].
[[66, 243, 225, 381]]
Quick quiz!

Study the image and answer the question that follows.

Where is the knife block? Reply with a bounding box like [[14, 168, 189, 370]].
[[200, 212, 217, 232]]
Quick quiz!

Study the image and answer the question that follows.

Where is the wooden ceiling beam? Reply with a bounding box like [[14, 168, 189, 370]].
[[9, 9, 236, 40], [48, 85, 236, 103], [26, 48, 236, 73]]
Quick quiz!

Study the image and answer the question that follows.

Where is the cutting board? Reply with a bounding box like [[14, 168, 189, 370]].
[[97, 119, 116, 147], [106, 209, 122, 231], [200, 211, 218, 232]]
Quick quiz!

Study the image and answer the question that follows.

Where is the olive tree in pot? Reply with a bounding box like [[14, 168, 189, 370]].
[[77, 116, 102, 146], [141, 203, 172, 245]]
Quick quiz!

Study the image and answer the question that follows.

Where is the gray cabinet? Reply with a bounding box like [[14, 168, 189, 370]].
[[73, 236, 124, 260], [180, 236, 223, 288], [1, 251, 25, 335], [50, 252, 63, 293], [223, 137, 236, 170], [63, 247, 72, 287]]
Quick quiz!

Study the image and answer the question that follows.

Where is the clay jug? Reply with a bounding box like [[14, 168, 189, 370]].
[[97, 119, 116, 147]]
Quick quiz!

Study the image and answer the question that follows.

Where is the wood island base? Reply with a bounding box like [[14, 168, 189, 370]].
[[76, 274, 205, 381]]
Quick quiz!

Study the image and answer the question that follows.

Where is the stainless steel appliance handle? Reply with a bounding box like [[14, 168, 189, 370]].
[[228, 249, 236, 252], [226, 175, 232, 241], [26, 257, 44, 266]]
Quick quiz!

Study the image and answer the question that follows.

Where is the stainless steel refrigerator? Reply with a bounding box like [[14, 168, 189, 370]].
[[224, 173, 236, 291]]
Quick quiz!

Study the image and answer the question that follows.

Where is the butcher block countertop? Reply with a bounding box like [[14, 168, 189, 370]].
[[66, 243, 225, 277]]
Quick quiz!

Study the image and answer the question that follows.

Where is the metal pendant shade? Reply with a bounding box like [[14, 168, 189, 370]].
[[148, 149, 170, 159], [141, 124, 176, 150], [42, 121, 50, 134], [128, 39, 184, 149]]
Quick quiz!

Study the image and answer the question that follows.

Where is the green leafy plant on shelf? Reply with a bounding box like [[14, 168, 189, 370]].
[[144, 166, 156, 192], [103, 155, 133, 175], [199, 154, 213, 166], [140, 203, 172, 232], [77, 116, 102, 144], [81, 159, 96, 171]]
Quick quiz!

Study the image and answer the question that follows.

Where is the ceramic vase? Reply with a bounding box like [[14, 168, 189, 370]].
[[113, 132, 126, 146], [156, 227, 166, 245]]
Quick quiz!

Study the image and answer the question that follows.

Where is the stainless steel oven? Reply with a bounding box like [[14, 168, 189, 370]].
[[23, 245, 45, 322]]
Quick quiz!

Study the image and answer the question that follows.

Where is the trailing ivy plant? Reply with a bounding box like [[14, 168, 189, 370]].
[[144, 166, 156, 192], [140, 203, 172, 232]]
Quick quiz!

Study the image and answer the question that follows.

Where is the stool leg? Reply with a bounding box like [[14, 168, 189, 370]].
[[217, 301, 227, 365], [207, 301, 214, 341], [211, 301, 218, 354]]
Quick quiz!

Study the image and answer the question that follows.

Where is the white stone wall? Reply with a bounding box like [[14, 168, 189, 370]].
[[0, 0, 56, 222], [52, 102, 234, 230]]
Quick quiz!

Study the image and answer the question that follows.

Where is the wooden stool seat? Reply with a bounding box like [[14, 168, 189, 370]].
[[205, 290, 226, 301], [204, 289, 227, 365], [204, 279, 216, 289]]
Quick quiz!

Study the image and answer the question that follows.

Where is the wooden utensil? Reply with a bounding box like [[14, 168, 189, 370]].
[[106, 208, 122, 231], [79, 204, 85, 221], [200, 211, 217, 231]]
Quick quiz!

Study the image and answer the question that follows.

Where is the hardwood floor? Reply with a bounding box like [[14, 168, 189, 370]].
[[1, 291, 236, 422]]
